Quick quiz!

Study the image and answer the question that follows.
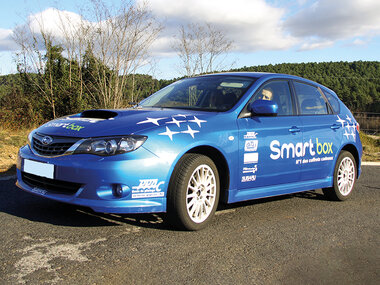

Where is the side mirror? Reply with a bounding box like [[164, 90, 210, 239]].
[[248, 99, 278, 116]]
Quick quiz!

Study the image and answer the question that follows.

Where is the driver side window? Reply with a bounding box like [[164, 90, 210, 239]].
[[251, 81, 294, 116]]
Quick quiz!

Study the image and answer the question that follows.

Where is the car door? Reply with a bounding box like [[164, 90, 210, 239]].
[[237, 80, 302, 192], [292, 80, 342, 181]]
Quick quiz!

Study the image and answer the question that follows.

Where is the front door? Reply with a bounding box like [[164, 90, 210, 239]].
[[237, 80, 302, 193]]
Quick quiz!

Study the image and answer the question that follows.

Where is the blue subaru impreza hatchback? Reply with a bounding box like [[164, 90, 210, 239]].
[[17, 72, 362, 230]]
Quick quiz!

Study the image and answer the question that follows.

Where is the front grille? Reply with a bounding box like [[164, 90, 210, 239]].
[[32, 133, 79, 156], [22, 172, 82, 195]]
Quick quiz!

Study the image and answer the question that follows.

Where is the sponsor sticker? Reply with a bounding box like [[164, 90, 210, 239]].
[[243, 165, 258, 174], [30, 187, 47, 195], [244, 153, 258, 164], [241, 175, 256, 182], [45, 122, 85, 131], [132, 179, 164, 199], [244, 132, 258, 139], [244, 140, 258, 152], [270, 138, 333, 160]]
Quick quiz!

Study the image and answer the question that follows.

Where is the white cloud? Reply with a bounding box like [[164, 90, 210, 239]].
[[351, 38, 368, 46], [28, 8, 87, 40], [286, 0, 380, 49], [0, 28, 17, 51], [1, 0, 380, 58], [142, 0, 297, 53], [298, 39, 334, 51]]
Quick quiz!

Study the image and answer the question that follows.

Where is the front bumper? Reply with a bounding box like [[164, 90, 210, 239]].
[[16, 145, 171, 213]]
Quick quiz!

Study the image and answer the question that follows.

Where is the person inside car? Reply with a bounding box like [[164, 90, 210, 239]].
[[259, 87, 273, 101]]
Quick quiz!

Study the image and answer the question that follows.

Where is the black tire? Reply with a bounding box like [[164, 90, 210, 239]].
[[167, 153, 220, 231], [323, 150, 356, 201]]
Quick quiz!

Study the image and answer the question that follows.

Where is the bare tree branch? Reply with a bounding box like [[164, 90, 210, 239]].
[[172, 23, 234, 77]]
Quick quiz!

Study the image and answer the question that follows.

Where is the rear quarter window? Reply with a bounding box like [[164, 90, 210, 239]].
[[323, 91, 340, 113]]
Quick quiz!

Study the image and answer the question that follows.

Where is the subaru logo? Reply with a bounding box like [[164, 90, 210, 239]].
[[41, 136, 53, 145]]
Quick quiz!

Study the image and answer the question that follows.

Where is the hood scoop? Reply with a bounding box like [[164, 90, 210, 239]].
[[80, 110, 118, 119]]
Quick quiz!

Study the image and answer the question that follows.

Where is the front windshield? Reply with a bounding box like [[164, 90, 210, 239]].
[[139, 75, 256, 111]]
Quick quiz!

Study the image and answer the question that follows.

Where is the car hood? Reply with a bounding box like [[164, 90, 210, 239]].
[[36, 108, 215, 138]]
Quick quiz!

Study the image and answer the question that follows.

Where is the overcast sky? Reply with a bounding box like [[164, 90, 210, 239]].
[[0, 0, 379, 79]]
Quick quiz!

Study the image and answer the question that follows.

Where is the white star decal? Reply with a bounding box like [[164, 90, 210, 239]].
[[336, 115, 345, 127], [181, 125, 199, 139], [188, 116, 207, 128], [346, 115, 352, 122], [343, 130, 350, 140], [349, 131, 356, 140], [137, 117, 167, 126], [158, 126, 179, 141], [166, 117, 186, 127]]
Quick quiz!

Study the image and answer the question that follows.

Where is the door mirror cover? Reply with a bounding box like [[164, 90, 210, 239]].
[[248, 99, 278, 116]]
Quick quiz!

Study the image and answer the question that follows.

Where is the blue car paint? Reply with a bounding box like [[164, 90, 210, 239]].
[[16, 72, 362, 214]]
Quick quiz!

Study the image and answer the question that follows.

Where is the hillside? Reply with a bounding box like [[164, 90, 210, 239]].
[[231, 61, 380, 113], [0, 61, 379, 129]]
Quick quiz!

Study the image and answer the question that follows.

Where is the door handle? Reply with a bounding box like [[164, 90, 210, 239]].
[[289, 126, 301, 133], [330, 124, 341, 130]]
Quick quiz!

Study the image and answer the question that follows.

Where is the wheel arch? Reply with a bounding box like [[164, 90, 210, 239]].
[[340, 143, 360, 178], [186, 146, 230, 203]]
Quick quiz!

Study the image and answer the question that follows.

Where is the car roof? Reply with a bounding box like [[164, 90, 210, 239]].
[[198, 72, 337, 95], [200, 71, 303, 80]]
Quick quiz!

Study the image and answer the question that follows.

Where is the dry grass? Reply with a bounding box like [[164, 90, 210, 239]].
[[0, 128, 378, 176], [0, 128, 30, 175], [360, 133, 380, 162]]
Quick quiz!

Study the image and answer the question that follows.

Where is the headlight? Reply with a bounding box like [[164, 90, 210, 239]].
[[73, 135, 147, 156]]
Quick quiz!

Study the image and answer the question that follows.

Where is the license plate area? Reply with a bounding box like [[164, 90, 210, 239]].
[[23, 159, 54, 179]]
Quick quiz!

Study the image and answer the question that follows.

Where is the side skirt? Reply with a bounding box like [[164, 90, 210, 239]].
[[227, 177, 333, 204]]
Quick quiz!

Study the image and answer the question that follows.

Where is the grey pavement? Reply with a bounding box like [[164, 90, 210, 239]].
[[0, 166, 379, 284]]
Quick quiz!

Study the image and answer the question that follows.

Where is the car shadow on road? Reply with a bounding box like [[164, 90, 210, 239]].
[[0, 179, 174, 230], [1, 179, 332, 231]]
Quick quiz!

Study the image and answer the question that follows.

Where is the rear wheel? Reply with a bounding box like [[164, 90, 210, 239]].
[[323, 151, 356, 201], [167, 154, 219, 230]]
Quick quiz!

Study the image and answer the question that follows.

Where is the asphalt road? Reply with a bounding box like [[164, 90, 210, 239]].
[[0, 166, 379, 284]]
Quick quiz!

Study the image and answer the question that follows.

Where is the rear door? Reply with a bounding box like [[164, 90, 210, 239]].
[[292, 81, 341, 181]]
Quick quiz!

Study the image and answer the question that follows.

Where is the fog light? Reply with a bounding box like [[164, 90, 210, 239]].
[[113, 184, 123, 197]]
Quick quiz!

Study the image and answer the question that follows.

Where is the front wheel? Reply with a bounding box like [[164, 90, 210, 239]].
[[167, 154, 220, 230], [323, 150, 357, 201]]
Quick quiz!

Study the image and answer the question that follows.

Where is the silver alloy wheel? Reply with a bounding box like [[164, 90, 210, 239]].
[[337, 157, 355, 196], [186, 164, 217, 223]]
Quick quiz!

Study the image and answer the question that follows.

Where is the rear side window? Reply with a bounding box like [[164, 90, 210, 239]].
[[323, 91, 340, 113], [294, 82, 329, 115]]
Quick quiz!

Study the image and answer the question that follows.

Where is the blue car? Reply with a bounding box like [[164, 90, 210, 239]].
[[16, 72, 362, 230]]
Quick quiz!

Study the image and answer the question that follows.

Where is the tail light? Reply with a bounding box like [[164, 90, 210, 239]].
[[356, 123, 360, 132]]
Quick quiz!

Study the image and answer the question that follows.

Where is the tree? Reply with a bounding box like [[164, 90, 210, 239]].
[[82, 0, 162, 108], [172, 23, 233, 77], [12, 0, 162, 113]]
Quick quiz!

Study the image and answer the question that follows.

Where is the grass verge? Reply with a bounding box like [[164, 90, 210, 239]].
[[0, 128, 30, 176], [360, 132, 380, 162]]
